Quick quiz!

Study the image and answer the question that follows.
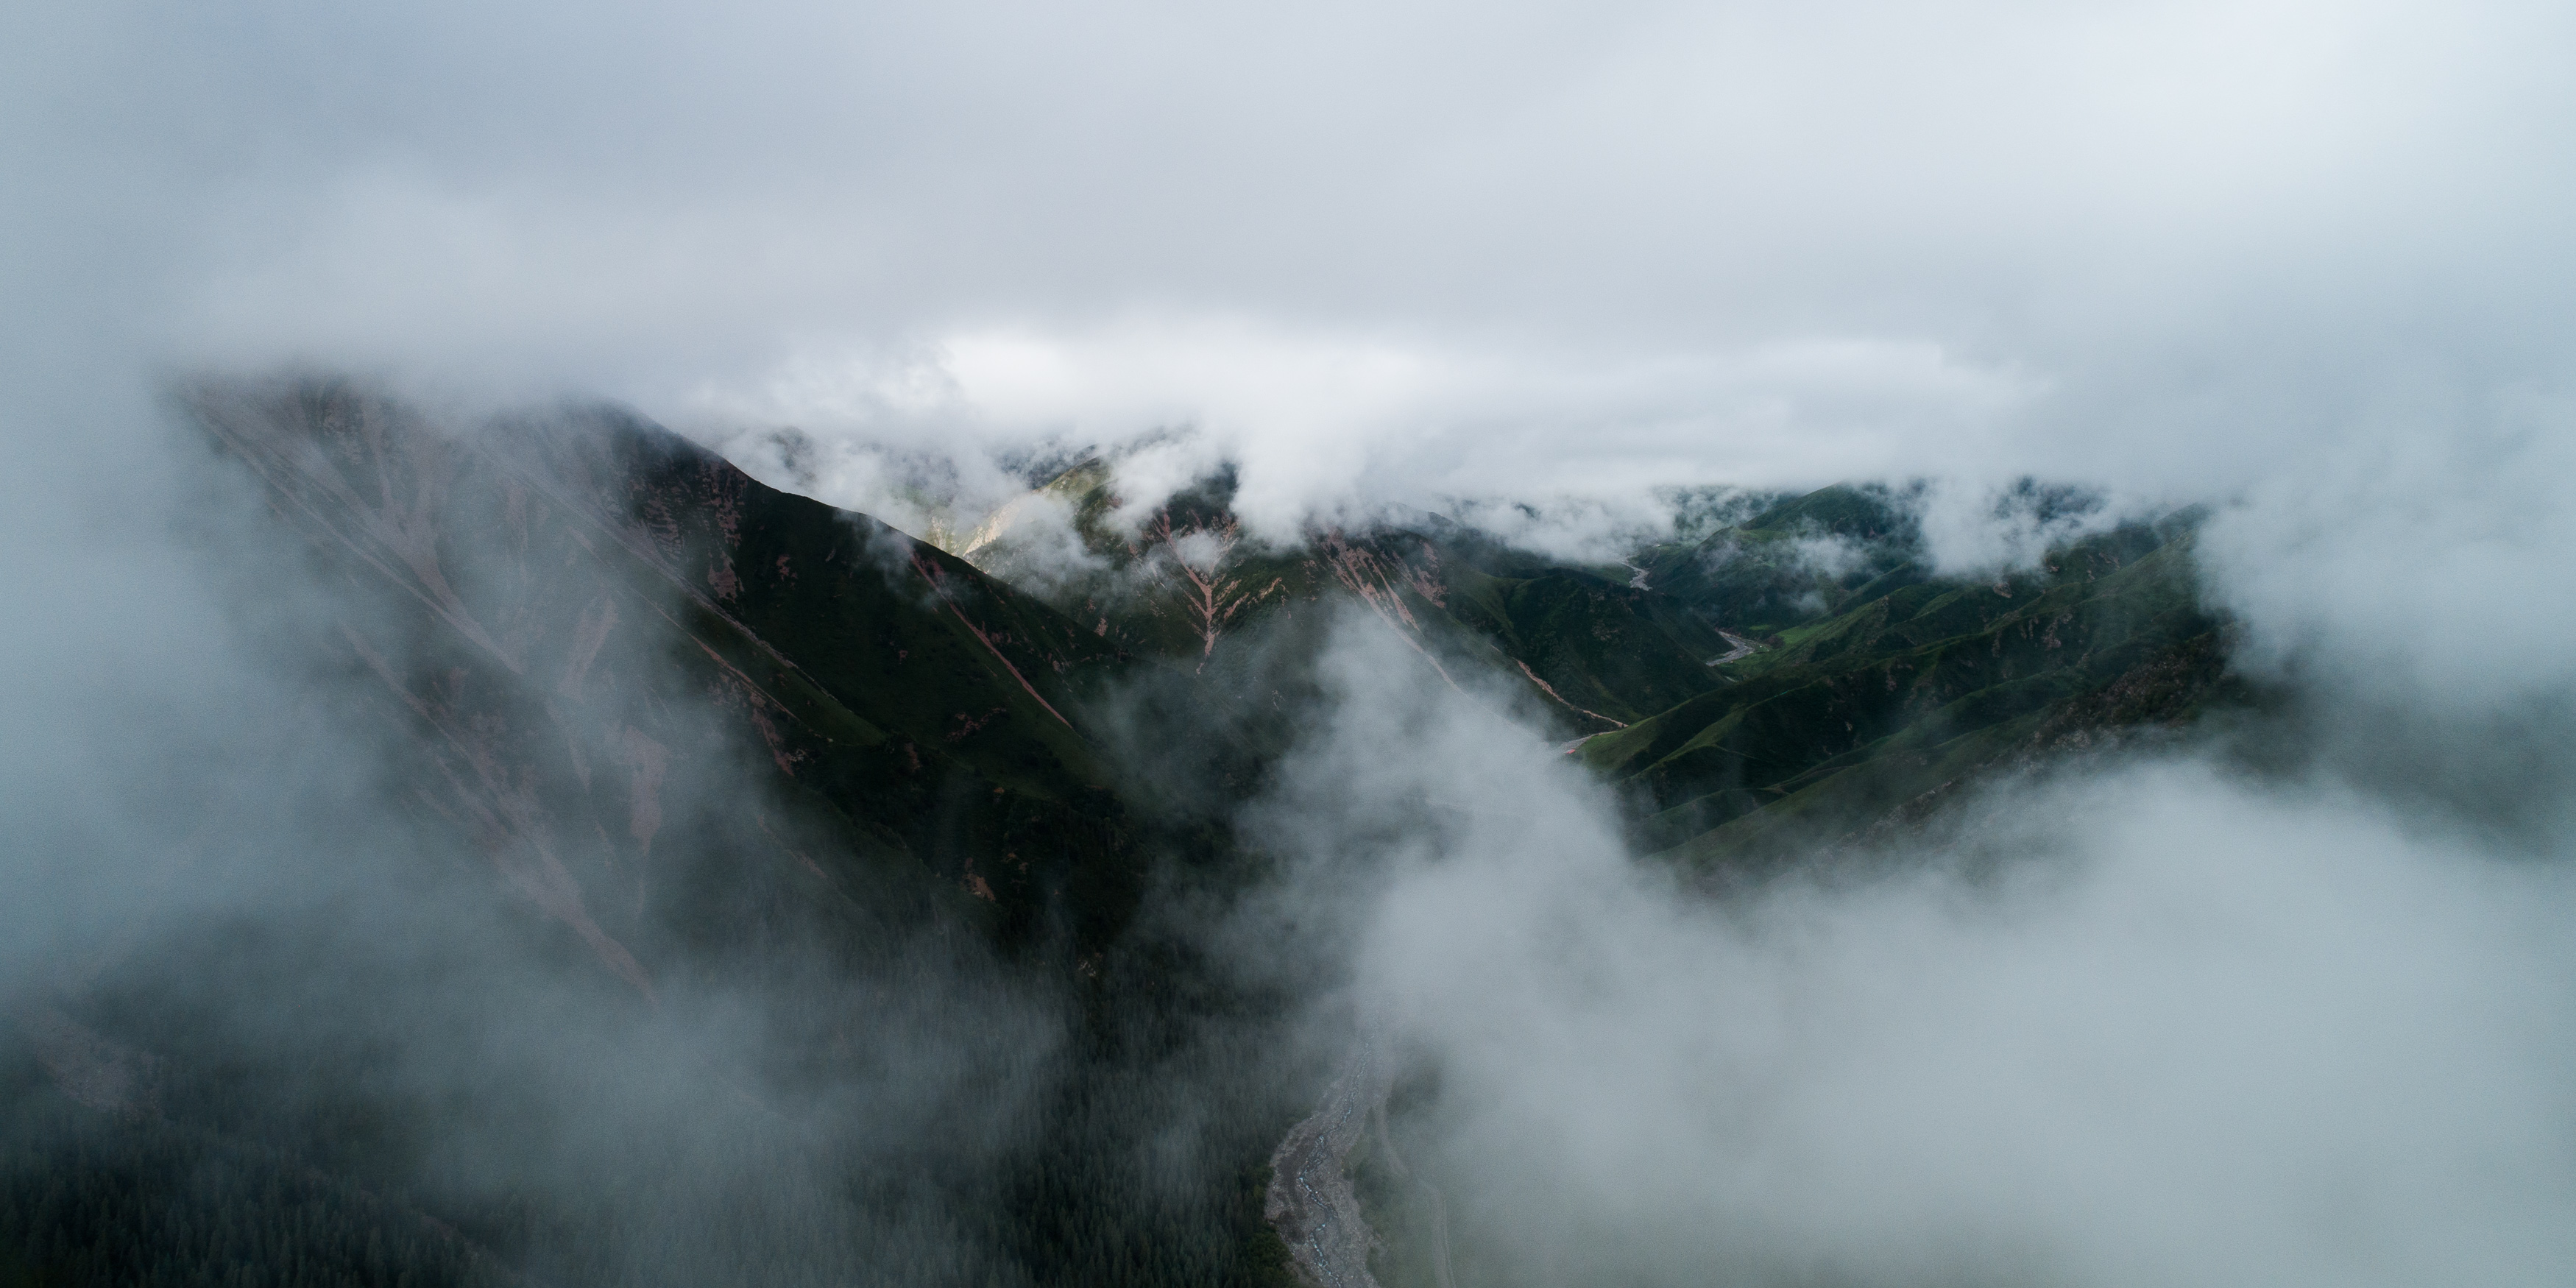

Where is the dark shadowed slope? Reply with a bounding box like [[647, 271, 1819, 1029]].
[[3, 380, 1309, 1288], [190, 378, 1167, 963]]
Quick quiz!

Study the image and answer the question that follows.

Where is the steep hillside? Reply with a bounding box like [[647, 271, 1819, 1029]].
[[957, 466, 2243, 846], [190, 379, 1163, 963], [963, 464, 1728, 730], [6, 390, 2260, 1288], [0, 381, 1309, 1288], [1628, 483, 1922, 637], [1584, 514, 2239, 864]]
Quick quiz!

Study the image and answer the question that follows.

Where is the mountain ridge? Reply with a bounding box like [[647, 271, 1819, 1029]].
[[6, 380, 2254, 1288]]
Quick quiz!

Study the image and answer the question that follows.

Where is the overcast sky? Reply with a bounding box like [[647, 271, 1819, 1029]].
[[3, 0, 2569, 776], [6, 0, 2575, 740], [10, 0, 2575, 534]]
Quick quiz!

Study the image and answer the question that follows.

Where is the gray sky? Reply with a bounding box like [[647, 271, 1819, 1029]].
[[11, 0, 2576, 534]]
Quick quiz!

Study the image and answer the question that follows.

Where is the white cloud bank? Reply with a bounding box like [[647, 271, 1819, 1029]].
[[693, 322, 2032, 538], [12, 0, 2575, 539], [1265, 615, 2576, 1287]]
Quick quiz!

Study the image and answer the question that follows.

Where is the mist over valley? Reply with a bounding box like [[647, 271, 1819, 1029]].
[[9, 2, 2576, 1285]]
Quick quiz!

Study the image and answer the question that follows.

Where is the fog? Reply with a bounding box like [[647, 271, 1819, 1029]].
[[17, 1, 2576, 531], [1250, 604, 2576, 1286], [1219, 358, 2576, 1282], [9, 0, 2576, 1284], [4, 384, 1091, 1283]]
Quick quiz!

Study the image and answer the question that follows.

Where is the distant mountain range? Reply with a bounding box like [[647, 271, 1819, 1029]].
[[948, 436, 2237, 867]]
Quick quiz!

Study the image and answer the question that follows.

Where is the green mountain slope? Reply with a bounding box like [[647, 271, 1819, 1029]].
[[1627, 483, 1922, 637], [1584, 514, 2239, 863], [961, 464, 1727, 730]]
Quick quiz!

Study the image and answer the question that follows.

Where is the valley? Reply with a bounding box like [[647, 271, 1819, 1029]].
[[4, 383, 2252, 1288]]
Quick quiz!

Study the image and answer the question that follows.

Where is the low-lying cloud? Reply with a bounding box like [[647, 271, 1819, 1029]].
[[18, 0, 2576, 548], [1259, 600, 2576, 1287], [1226, 393, 2576, 1282], [10, 0, 2576, 1282]]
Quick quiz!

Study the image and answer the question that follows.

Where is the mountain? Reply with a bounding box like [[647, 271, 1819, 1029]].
[[3, 382, 2252, 1288], [955, 465, 2238, 868], [188, 378, 1175, 963], [6, 381, 1302, 1288], [957, 461, 1730, 729], [1588, 511, 2236, 864]]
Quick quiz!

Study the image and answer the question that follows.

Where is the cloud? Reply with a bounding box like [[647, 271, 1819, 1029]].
[[2201, 390, 2576, 709], [1256, 609, 2576, 1287], [12, 0, 2572, 535], [0, 374, 1172, 1284], [690, 322, 2036, 542], [10, 0, 2576, 1282]]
